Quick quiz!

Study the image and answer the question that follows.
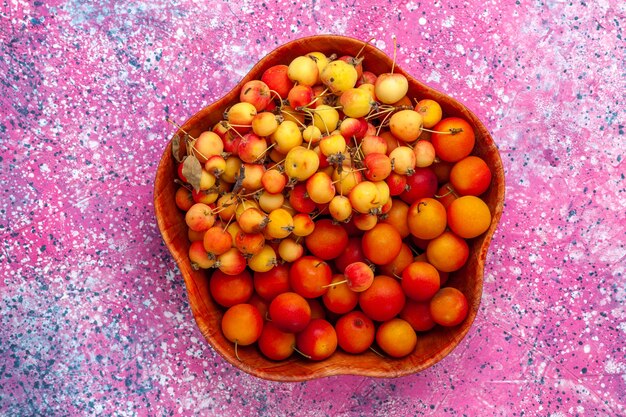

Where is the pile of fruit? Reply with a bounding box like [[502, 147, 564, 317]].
[[172, 45, 493, 361]]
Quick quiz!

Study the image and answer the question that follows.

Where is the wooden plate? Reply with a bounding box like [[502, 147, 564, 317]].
[[154, 35, 505, 381]]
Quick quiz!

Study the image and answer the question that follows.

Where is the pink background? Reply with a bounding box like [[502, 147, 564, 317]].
[[1, 0, 625, 415]]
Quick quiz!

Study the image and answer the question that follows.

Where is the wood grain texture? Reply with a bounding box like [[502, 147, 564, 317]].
[[153, 35, 505, 382]]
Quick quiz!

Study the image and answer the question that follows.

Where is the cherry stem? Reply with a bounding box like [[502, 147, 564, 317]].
[[234, 340, 241, 361], [239, 189, 263, 199], [280, 109, 308, 129], [310, 105, 342, 110], [376, 109, 395, 136], [301, 87, 330, 109], [435, 185, 458, 199], [174, 179, 194, 191], [223, 122, 247, 140], [267, 158, 286, 171], [292, 346, 312, 360], [166, 117, 196, 141], [306, 133, 314, 150], [212, 199, 235, 214], [356, 37, 375, 60], [166, 118, 209, 159], [352, 167, 368, 173], [191, 142, 210, 161], [268, 89, 283, 104], [222, 204, 238, 231], [311, 205, 328, 220], [253, 142, 276, 163], [365, 105, 397, 120], [321, 279, 347, 288], [352, 139, 365, 162], [408, 245, 421, 256], [369, 346, 385, 358]]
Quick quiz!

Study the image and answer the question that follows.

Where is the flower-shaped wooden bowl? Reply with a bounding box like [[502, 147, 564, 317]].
[[154, 35, 505, 381]]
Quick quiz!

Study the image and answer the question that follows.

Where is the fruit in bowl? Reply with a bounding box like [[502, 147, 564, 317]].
[[154, 35, 505, 381]]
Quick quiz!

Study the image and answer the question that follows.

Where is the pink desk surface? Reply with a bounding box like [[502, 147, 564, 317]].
[[1, 0, 624, 415]]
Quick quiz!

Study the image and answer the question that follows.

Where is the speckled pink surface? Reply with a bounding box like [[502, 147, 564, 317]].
[[1, 0, 625, 416]]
